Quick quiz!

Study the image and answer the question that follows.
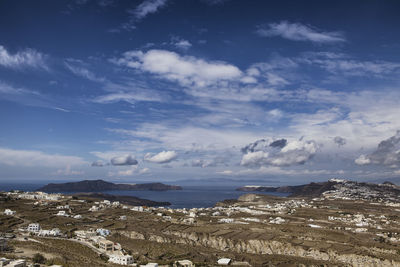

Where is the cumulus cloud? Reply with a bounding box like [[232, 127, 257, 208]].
[[0, 147, 86, 167], [333, 136, 346, 147], [110, 155, 138, 166], [133, 0, 168, 20], [0, 45, 48, 70], [355, 131, 400, 168], [241, 138, 318, 167], [144, 150, 177, 163], [256, 21, 345, 43], [112, 49, 242, 87]]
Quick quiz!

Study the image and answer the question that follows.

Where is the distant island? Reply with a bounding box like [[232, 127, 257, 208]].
[[37, 179, 182, 193], [237, 179, 400, 201]]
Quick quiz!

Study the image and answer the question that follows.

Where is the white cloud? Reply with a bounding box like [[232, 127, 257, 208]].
[[113, 49, 242, 87], [0, 147, 86, 167], [133, 0, 168, 20], [0, 45, 48, 70], [257, 21, 345, 43], [144, 150, 177, 163], [240, 138, 318, 167], [355, 155, 371, 166], [65, 61, 105, 82], [354, 131, 400, 168], [170, 38, 192, 50], [289, 89, 400, 153]]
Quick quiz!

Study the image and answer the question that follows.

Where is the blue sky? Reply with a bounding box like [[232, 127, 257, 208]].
[[1, 0, 400, 184]]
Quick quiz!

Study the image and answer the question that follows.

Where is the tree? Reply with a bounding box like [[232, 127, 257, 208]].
[[33, 253, 46, 264]]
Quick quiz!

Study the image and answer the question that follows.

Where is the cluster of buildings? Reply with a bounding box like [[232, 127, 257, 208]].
[[88, 200, 121, 212], [6, 191, 62, 201], [74, 229, 135, 265], [23, 223, 61, 237], [322, 179, 400, 204]]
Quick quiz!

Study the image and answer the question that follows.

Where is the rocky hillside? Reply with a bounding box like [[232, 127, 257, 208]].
[[37, 179, 182, 192]]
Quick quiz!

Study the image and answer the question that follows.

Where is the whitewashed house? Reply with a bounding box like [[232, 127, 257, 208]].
[[3, 209, 16, 216], [217, 258, 231, 265], [27, 223, 40, 232], [108, 255, 134, 265]]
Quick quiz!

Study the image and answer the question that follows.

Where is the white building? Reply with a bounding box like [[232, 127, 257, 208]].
[[75, 230, 96, 240], [120, 216, 127, 220], [27, 223, 40, 232], [3, 209, 15, 216], [38, 228, 61, 237], [56, 210, 68, 217], [217, 258, 231, 265], [173, 260, 194, 267], [96, 228, 110, 236], [73, 214, 82, 219], [131, 206, 144, 212], [89, 205, 99, 212], [108, 255, 134, 265]]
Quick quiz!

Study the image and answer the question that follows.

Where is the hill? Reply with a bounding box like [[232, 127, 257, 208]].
[[37, 179, 182, 192], [237, 179, 400, 202]]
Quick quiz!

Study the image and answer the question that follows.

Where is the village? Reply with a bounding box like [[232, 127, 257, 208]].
[[1, 185, 400, 266]]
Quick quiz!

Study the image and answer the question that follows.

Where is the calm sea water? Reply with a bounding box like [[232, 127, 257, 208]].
[[0, 183, 288, 209]]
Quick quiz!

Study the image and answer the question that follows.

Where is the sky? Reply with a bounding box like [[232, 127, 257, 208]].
[[1, 0, 400, 184]]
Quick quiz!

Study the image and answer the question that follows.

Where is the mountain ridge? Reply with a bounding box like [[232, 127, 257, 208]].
[[37, 179, 182, 192]]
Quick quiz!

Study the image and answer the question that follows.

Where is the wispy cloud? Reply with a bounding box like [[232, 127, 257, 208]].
[[170, 37, 192, 50], [0, 147, 86, 167], [0, 45, 48, 70], [133, 0, 168, 20], [0, 81, 70, 112], [93, 92, 163, 104], [257, 21, 346, 43], [64, 60, 106, 82], [300, 52, 400, 76], [54, 165, 84, 176]]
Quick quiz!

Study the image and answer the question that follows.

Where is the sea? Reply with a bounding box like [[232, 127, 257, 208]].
[[0, 183, 289, 209]]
